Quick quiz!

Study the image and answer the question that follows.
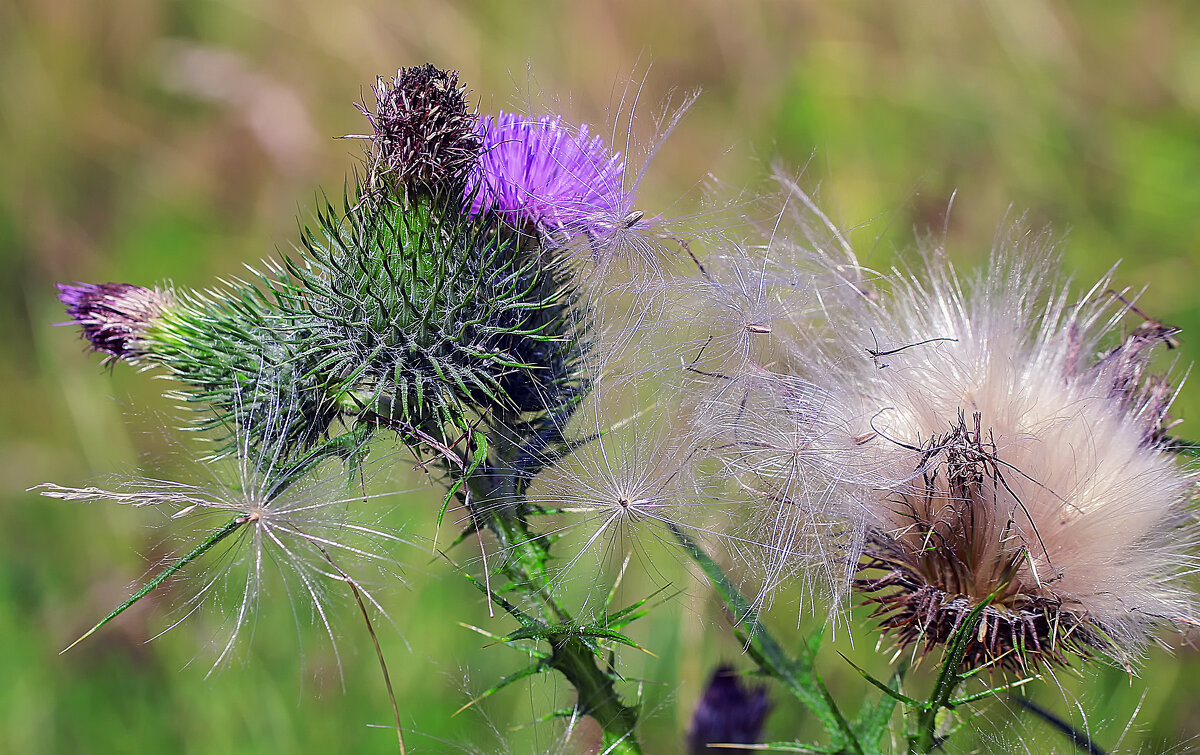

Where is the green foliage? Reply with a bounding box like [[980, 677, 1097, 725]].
[[673, 523, 865, 755]]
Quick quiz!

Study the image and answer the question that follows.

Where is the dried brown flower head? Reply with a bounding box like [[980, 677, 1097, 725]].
[[356, 63, 480, 194]]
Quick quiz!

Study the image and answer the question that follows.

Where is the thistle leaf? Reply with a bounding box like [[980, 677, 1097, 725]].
[[62, 516, 246, 653]]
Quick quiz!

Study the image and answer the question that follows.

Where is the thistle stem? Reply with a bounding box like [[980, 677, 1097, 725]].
[[909, 600, 989, 754], [466, 464, 643, 754], [670, 523, 863, 755], [547, 631, 642, 753]]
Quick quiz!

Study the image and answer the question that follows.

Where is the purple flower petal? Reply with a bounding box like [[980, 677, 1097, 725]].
[[56, 282, 167, 361], [466, 112, 630, 239], [687, 664, 771, 753]]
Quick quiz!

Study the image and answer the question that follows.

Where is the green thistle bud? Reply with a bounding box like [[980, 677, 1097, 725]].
[[141, 281, 343, 458], [57, 70, 591, 506], [296, 191, 587, 429]]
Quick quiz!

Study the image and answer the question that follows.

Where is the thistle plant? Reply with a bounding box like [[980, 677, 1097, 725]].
[[41, 64, 1199, 754], [670, 204, 1199, 751]]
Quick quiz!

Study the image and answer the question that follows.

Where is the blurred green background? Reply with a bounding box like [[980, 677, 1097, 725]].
[[4, 1, 1200, 752]]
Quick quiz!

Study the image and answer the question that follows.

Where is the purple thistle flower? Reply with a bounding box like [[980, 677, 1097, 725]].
[[56, 282, 168, 362], [686, 664, 771, 753], [466, 112, 632, 241]]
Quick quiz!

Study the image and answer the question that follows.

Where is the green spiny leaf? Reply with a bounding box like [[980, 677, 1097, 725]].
[[452, 660, 552, 717], [62, 516, 246, 652]]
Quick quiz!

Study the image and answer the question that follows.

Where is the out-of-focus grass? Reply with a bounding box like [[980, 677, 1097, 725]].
[[4, 2, 1200, 752]]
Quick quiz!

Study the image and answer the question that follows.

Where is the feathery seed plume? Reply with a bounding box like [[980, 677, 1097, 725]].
[[35, 382, 412, 670]]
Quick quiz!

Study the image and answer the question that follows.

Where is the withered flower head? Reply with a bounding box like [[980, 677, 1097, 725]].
[[57, 282, 170, 363], [834, 243, 1198, 673], [357, 63, 480, 193]]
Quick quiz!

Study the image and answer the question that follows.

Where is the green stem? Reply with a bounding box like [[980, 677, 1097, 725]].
[[548, 632, 642, 753], [909, 600, 989, 754], [466, 471, 568, 623], [467, 466, 643, 754], [669, 523, 863, 755]]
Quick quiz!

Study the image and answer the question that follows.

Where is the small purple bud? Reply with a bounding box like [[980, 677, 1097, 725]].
[[466, 112, 630, 240], [687, 664, 771, 754], [56, 282, 168, 362], [358, 63, 481, 192]]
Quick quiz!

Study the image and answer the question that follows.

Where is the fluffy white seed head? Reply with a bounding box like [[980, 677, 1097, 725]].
[[689, 367, 877, 614], [675, 204, 1197, 670], [817, 231, 1196, 669]]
